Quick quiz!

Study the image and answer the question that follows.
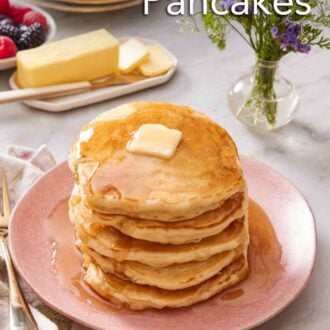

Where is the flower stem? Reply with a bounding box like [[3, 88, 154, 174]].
[[236, 59, 279, 127]]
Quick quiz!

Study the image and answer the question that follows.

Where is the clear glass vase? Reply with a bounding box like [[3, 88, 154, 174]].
[[228, 58, 299, 131]]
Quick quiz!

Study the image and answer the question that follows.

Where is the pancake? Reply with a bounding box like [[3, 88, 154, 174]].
[[76, 219, 248, 267], [84, 255, 249, 310], [69, 102, 245, 221], [79, 244, 245, 290], [70, 190, 247, 244], [69, 102, 250, 310]]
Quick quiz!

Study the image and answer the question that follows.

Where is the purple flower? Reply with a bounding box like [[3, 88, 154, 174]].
[[290, 39, 300, 51], [282, 33, 295, 43], [272, 22, 309, 53], [271, 22, 303, 41], [298, 43, 311, 54], [281, 33, 299, 50], [287, 23, 296, 35], [287, 23, 302, 37], [219, 0, 235, 10], [294, 24, 302, 36], [277, 29, 292, 49], [271, 26, 280, 38]]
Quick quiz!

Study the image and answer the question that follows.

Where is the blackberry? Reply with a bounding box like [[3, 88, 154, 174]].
[[0, 18, 16, 27], [18, 24, 28, 33], [17, 23, 46, 50], [0, 24, 20, 43]]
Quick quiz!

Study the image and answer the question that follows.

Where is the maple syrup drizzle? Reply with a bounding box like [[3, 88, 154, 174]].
[[45, 198, 124, 313], [220, 199, 283, 304], [73, 105, 244, 205], [221, 288, 244, 301]]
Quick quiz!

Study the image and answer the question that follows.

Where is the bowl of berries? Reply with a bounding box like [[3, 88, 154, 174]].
[[0, 0, 56, 70]]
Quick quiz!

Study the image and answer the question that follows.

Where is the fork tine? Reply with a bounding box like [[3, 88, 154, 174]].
[[2, 171, 11, 219]]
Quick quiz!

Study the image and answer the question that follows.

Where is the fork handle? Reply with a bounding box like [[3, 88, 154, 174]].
[[0, 238, 38, 330]]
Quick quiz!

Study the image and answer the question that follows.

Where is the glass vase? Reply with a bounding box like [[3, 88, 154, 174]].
[[228, 58, 299, 131]]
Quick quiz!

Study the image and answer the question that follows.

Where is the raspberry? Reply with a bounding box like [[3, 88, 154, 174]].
[[22, 10, 47, 29], [17, 23, 46, 50], [0, 0, 9, 15], [8, 4, 32, 24], [0, 36, 17, 59]]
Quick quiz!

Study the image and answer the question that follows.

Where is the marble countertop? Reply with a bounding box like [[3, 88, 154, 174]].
[[0, 2, 329, 329]]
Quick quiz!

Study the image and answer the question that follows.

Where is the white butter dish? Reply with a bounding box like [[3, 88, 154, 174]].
[[9, 37, 177, 112]]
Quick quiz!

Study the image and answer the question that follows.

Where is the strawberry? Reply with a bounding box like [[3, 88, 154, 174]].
[[22, 10, 47, 29], [8, 4, 32, 24], [0, 36, 17, 59], [0, 0, 9, 15]]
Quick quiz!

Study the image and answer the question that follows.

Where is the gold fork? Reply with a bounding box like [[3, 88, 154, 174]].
[[0, 171, 38, 330]]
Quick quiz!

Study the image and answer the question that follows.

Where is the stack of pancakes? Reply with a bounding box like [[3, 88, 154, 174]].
[[68, 102, 249, 310]]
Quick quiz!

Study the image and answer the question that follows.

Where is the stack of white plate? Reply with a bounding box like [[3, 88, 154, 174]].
[[28, 0, 143, 13]]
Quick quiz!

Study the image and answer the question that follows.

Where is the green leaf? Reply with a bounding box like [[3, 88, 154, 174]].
[[203, 12, 228, 50]]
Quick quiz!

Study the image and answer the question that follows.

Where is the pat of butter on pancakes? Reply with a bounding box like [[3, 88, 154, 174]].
[[127, 124, 182, 159]]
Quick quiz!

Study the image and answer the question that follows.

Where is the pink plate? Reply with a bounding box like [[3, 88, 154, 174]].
[[9, 157, 316, 330]]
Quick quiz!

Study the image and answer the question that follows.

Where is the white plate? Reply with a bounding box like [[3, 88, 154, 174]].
[[9, 37, 178, 112], [0, 1, 57, 71]]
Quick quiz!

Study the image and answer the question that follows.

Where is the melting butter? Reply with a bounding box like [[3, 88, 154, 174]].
[[127, 124, 182, 159]]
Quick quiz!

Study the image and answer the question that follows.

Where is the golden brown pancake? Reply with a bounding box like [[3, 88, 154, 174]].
[[76, 219, 248, 267], [69, 102, 245, 221], [70, 189, 247, 244], [84, 256, 249, 310], [79, 243, 245, 290]]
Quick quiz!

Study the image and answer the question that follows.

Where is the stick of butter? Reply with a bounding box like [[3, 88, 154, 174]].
[[119, 38, 149, 74], [139, 45, 175, 77], [17, 29, 119, 88]]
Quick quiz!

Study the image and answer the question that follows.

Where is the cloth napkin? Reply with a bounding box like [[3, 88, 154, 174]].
[[0, 145, 84, 330]]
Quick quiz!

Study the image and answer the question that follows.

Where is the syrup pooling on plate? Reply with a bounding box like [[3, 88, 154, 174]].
[[219, 199, 284, 305], [221, 288, 244, 301], [44, 198, 128, 313]]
